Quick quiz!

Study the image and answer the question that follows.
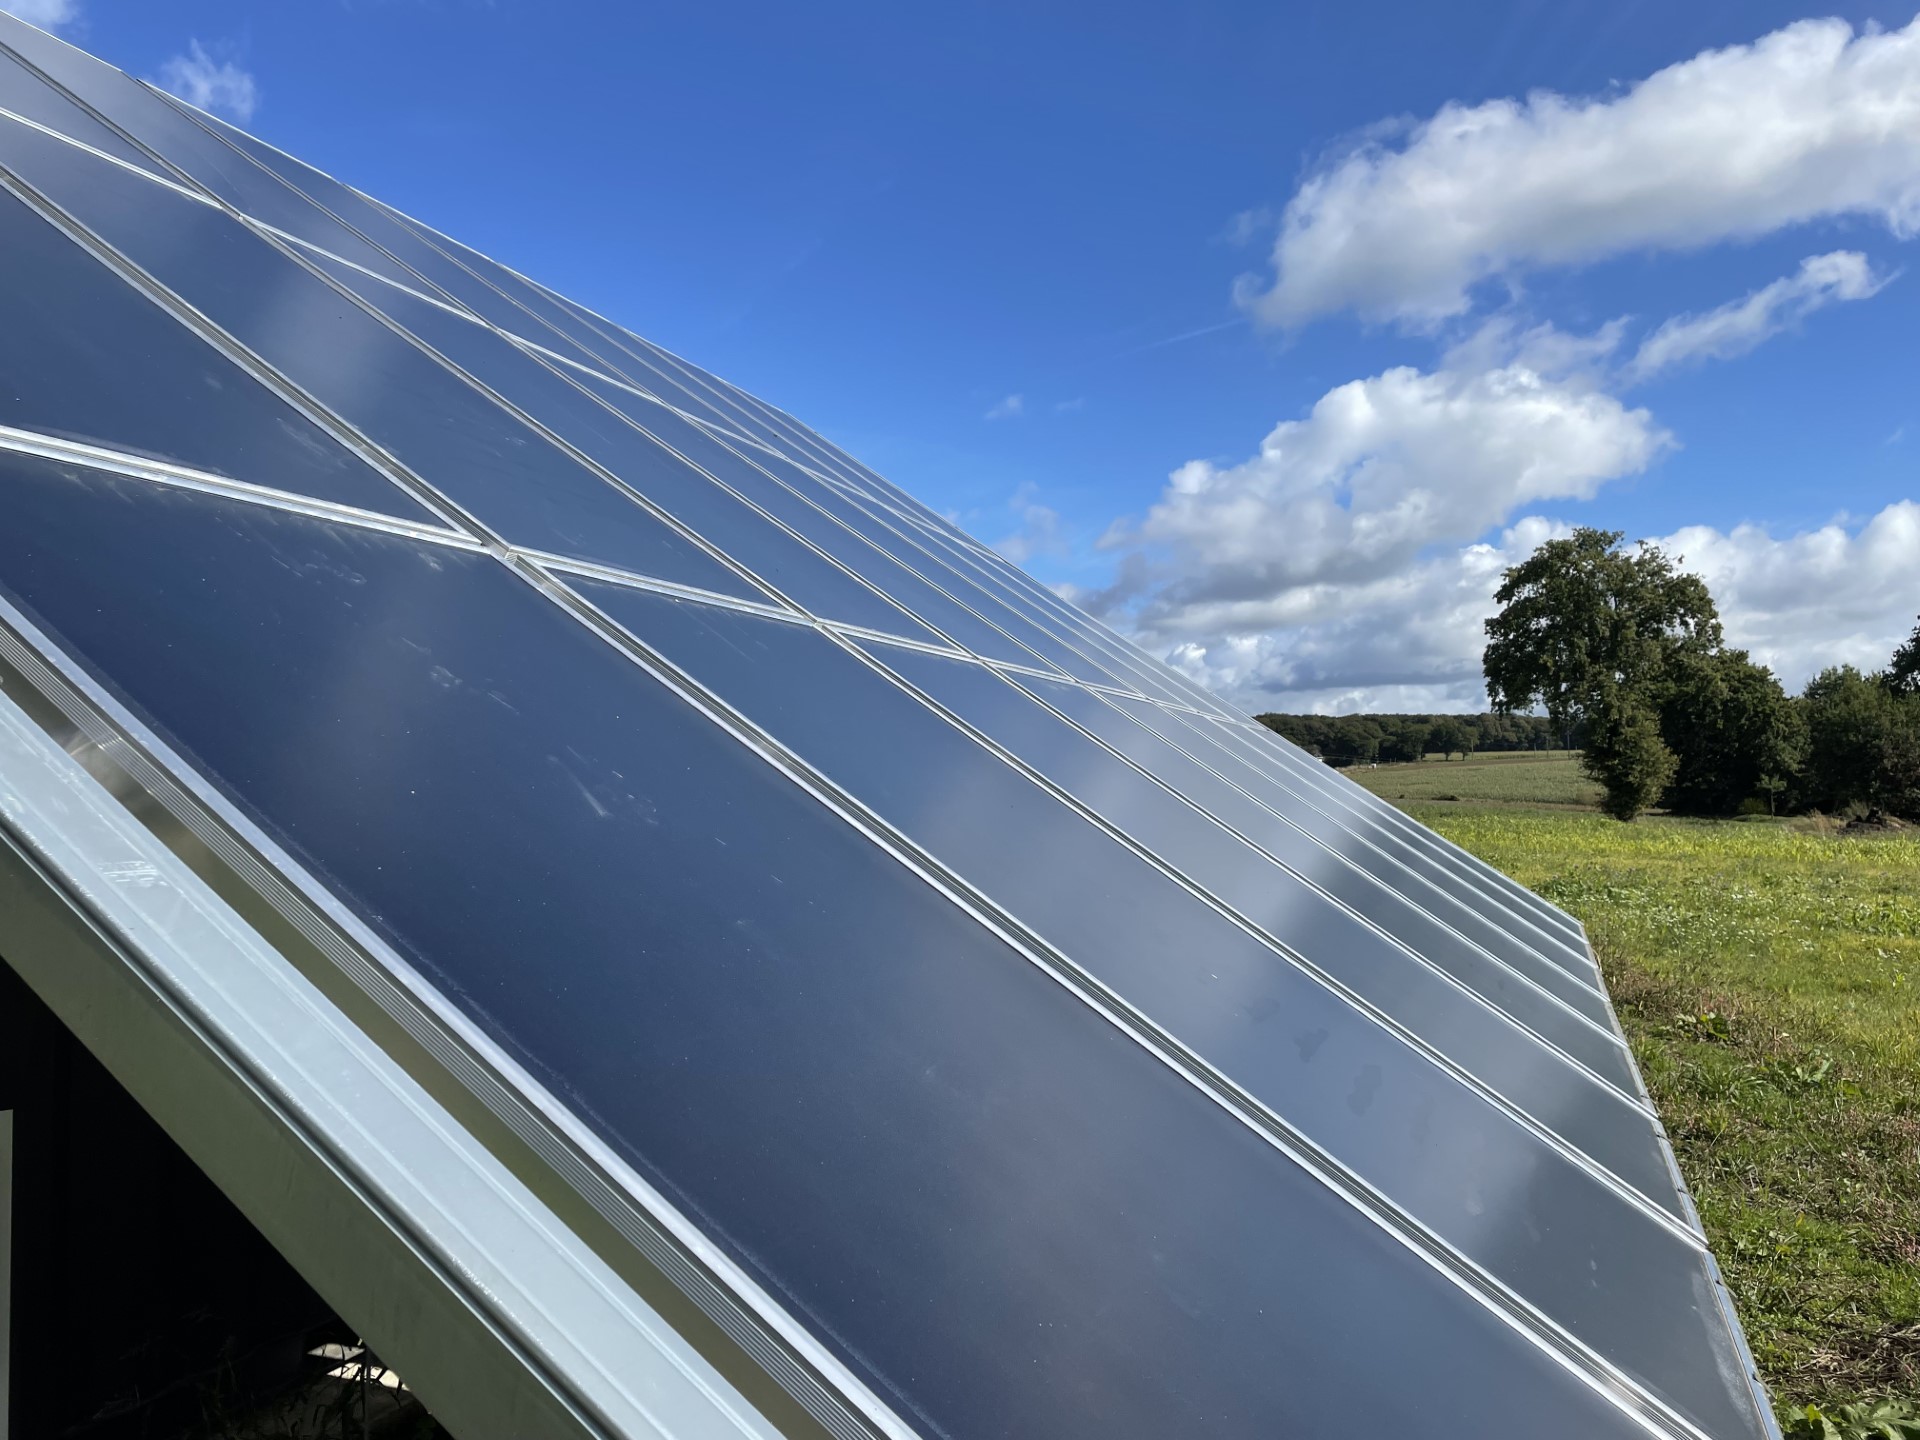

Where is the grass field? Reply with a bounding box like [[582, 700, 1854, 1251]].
[[1349, 753, 1920, 1426], [1362, 748, 1603, 807]]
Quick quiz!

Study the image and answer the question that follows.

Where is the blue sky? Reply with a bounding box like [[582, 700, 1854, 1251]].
[[12, 0, 1920, 711]]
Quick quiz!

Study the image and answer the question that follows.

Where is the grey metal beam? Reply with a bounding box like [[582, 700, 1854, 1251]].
[[0, 686, 787, 1440]]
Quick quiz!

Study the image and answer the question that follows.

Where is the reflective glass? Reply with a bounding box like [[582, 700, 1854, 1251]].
[[0, 21, 423, 289], [603, 336, 805, 454], [545, 296, 765, 434], [0, 454, 1693, 1440], [0, 46, 157, 173], [718, 387, 852, 474], [578, 584, 1684, 1213], [1085, 686, 1618, 1017], [881, 650, 1634, 1091], [1016, 674, 1624, 1041], [1121, 695, 1605, 990], [366, 200, 670, 380], [0, 186, 433, 524], [571, 320, 905, 498], [562, 366, 1059, 663], [799, 473, 1214, 709], [1207, 714, 1600, 968], [1179, 708, 1599, 967], [563, 586, 1762, 1439], [987, 571, 1221, 706], [1245, 721, 1596, 945], [740, 449, 1144, 686], [955, 558, 1207, 706], [296, 249, 947, 641], [191, 115, 615, 371], [0, 124, 770, 603]]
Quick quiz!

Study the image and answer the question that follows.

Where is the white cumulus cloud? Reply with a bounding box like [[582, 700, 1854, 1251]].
[[1138, 519, 1559, 715], [1074, 328, 1918, 712], [1625, 251, 1889, 382], [1091, 358, 1670, 648], [1244, 14, 1920, 327], [983, 393, 1025, 421], [1663, 502, 1920, 682], [156, 40, 258, 124], [0, 0, 79, 32], [1103, 503, 1920, 714]]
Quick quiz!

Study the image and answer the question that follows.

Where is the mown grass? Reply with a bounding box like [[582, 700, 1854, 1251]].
[[1384, 799, 1920, 1421], [1360, 749, 1604, 808]]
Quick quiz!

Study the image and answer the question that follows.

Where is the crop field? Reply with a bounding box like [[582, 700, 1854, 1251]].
[[1345, 753, 1920, 1426]]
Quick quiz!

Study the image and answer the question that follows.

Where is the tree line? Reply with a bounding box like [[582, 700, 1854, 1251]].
[[1253, 711, 1566, 765], [1260, 527, 1920, 824]]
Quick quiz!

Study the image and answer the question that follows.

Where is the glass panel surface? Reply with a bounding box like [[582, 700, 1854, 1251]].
[[0, 185, 433, 524], [882, 651, 1633, 1089], [369, 201, 664, 378], [574, 323, 886, 499], [1073, 685, 1617, 1022], [974, 564, 1216, 707], [547, 296, 759, 432], [533, 382, 949, 641], [945, 552, 1206, 706], [1179, 708, 1599, 968], [1015, 674, 1624, 1040], [1121, 695, 1605, 990], [563, 585, 1762, 1440], [577, 585, 1683, 1210], [718, 386, 851, 474], [0, 454, 1697, 1440], [806, 476, 1209, 710], [1209, 715, 1599, 965], [607, 338, 801, 453], [0, 124, 769, 603], [0, 22, 421, 289], [563, 366, 1055, 662], [766, 466, 1141, 685], [193, 115, 612, 371], [0, 48, 157, 172], [1245, 721, 1594, 943], [295, 249, 944, 640]]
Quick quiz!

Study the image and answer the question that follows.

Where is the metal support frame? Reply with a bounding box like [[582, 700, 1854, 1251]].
[[0, 685, 785, 1440]]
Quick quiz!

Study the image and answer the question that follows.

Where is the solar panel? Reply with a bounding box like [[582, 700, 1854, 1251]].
[[0, 15, 1775, 1440]]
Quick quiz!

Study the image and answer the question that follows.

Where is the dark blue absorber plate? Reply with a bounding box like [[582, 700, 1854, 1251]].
[[0, 44, 158, 172], [0, 117, 773, 605], [907, 657, 1628, 1069], [0, 453, 1682, 1440], [0, 184, 432, 524], [575, 581, 1765, 1440]]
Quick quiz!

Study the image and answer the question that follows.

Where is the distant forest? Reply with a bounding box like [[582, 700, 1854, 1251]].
[[1253, 712, 1568, 766]]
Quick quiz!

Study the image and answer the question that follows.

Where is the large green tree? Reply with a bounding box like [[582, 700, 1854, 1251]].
[[1800, 665, 1920, 819], [1657, 648, 1805, 815], [1800, 666, 1894, 813], [1581, 687, 1677, 822], [1484, 528, 1723, 747]]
